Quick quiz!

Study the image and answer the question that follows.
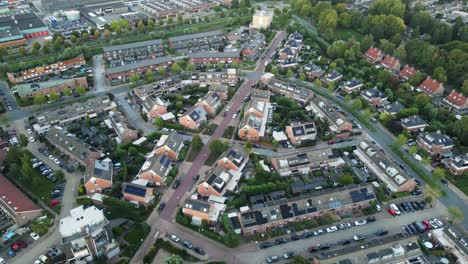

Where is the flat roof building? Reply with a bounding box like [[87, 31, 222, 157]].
[[250, 10, 273, 30]]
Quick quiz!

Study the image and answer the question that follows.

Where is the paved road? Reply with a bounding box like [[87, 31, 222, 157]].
[[93, 55, 106, 92], [115, 93, 155, 135]]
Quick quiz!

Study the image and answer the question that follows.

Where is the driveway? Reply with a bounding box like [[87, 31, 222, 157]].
[[93, 55, 106, 92]]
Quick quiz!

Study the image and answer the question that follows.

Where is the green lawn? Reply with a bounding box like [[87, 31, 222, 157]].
[[447, 174, 468, 196], [335, 28, 364, 42], [121, 223, 150, 258], [222, 126, 236, 139], [202, 124, 218, 135]]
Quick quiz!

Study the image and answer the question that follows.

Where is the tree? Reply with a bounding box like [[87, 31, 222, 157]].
[[432, 66, 447, 83], [145, 69, 154, 82], [191, 134, 204, 152], [286, 69, 294, 78], [209, 139, 228, 156], [425, 185, 441, 207], [447, 206, 463, 224], [49, 91, 60, 101], [339, 173, 354, 185], [75, 85, 87, 96], [103, 29, 111, 39], [130, 73, 139, 84], [32, 41, 41, 51], [177, 15, 183, 25], [158, 67, 166, 75], [244, 141, 252, 153], [171, 63, 182, 74], [271, 66, 279, 75], [408, 146, 418, 155], [369, 0, 405, 18], [339, 12, 352, 28], [41, 41, 50, 54], [94, 30, 101, 39], [313, 79, 322, 88], [394, 45, 406, 60], [33, 94, 47, 105], [81, 32, 89, 41], [19, 46, 27, 56], [432, 168, 446, 180], [299, 72, 307, 81], [379, 39, 396, 54], [148, 19, 155, 29], [164, 254, 184, 264], [63, 88, 72, 96], [186, 62, 196, 71], [394, 134, 407, 146], [292, 256, 308, 264], [361, 34, 374, 52], [167, 17, 173, 24], [0, 47, 7, 58], [70, 35, 78, 43], [352, 98, 363, 110], [19, 134, 28, 147], [137, 21, 145, 31]]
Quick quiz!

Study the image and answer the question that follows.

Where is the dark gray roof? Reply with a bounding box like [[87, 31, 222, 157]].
[[326, 70, 343, 81], [91, 159, 113, 181], [169, 30, 223, 42], [362, 88, 386, 99], [0, 13, 47, 32], [188, 106, 207, 122], [304, 63, 322, 72], [0, 27, 22, 40], [105, 56, 172, 75], [281, 47, 294, 55], [188, 51, 239, 59], [385, 101, 405, 114], [401, 115, 427, 128], [420, 132, 454, 147], [366, 252, 380, 261], [160, 131, 184, 155], [122, 182, 148, 198], [378, 248, 394, 257], [446, 154, 468, 168], [103, 39, 163, 53], [345, 78, 362, 88], [405, 242, 420, 252], [286, 39, 299, 47], [184, 199, 210, 213], [224, 145, 248, 167], [289, 32, 303, 41], [290, 122, 316, 137]]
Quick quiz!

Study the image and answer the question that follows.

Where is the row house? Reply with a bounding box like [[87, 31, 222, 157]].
[[153, 131, 184, 161], [122, 181, 155, 207], [84, 158, 113, 194], [400, 115, 427, 133], [266, 78, 314, 105], [417, 132, 454, 157], [444, 89, 468, 114], [364, 47, 383, 63], [178, 105, 207, 130], [102, 39, 164, 64], [190, 69, 238, 87], [142, 97, 169, 120], [7, 55, 85, 84], [108, 110, 138, 143], [343, 78, 364, 94], [418, 76, 444, 96], [14, 77, 88, 99], [443, 154, 468, 176], [271, 148, 345, 177], [354, 141, 417, 193], [105, 56, 173, 85], [361, 88, 388, 107], [168, 30, 224, 52], [136, 153, 173, 186], [195, 92, 223, 116], [188, 51, 240, 65], [285, 121, 317, 146], [238, 185, 375, 236], [308, 96, 353, 139], [182, 197, 226, 226], [134, 77, 184, 98], [217, 144, 249, 172], [303, 63, 325, 80], [399, 65, 417, 81], [238, 98, 274, 141], [381, 55, 401, 72], [197, 165, 242, 197]]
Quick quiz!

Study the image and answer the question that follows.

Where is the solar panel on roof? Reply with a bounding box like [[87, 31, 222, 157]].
[[329, 201, 342, 209], [125, 184, 146, 197], [304, 124, 314, 129], [306, 207, 317, 213]]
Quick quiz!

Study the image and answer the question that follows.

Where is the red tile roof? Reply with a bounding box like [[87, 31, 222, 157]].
[[0, 174, 41, 213], [399, 65, 417, 80], [446, 90, 467, 107], [418, 77, 442, 95], [381, 55, 399, 69], [364, 47, 382, 62]]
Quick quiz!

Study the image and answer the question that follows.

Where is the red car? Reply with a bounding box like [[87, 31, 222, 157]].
[[387, 208, 396, 216], [422, 220, 432, 230], [11, 243, 19, 251], [17, 240, 27, 248], [50, 200, 60, 206], [327, 140, 335, 145]]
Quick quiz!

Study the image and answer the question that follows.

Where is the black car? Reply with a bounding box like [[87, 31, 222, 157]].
[[301, 232, 313, 239], [290, 235, 301, 241], [319, 244, 330, 250], [193, 247, 205, 255], [441, 179, 448, 185], [259, 242, 272, 249], [411, 201, 420, 210], [341, 240, 351, 245], [274, 238, 287, 245], [182, 240, 193, 249], [172, 179, 180, 189], [158, 202, 166, 211], [193, 175, 200, 181], [366, 216, 376, 222], [376, 230, 388, 236]]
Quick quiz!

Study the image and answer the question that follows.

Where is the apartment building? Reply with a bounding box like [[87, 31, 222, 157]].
[[0, 174, 42, 226], [59, 206, 120, 262], [361, 88, 388, 107], [400, 115, 427, 132], [108, 110, 138, 143], [197, 165, 242, 197], [238, 98, 273, 141], [266, 79, 313, 105], [168, 30, 224, 52], [343, 78, 364, 94], [285, 121, 317, 146], [195, 92, 223, 116], [136, 153, 173, 186], [364, 47, 383, 63], [444, 89, 468, 114], [381, 55, 401, 71], [308, 96, 353, 139], [105, 56, 173, 85], [238, 185, 375, 236], [417, 132, 454, 157], [182, 197, 226, 225], [84, 158, 113, 194], [418, 76, 444, 96], [190, 69, 238, 87], [139, 0, 214, 18], [45, 128, 102, 166], [354, 141, 417, 193], [103, 39, 164, 65], [188, 51, 240, 65], [399, 65, 417, 81], [141, 97, 169, 120], [122, 182, 155, 207], [271, 148, 345, 177], [217, 145, 249, 172], [153, 131, 184, 161], [13, 77, 88, 99], [250, 10, 273, 30], [134, 77, 184, 98], [443, 154, 468, 176], [178, 105, 207, 130], [7, 56, 85, 84]]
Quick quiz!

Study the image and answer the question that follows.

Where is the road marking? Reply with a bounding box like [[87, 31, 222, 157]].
[[154, 231, 159, 239]]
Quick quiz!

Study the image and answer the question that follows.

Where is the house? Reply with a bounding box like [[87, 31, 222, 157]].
[[238, 98, 273, 141], [418, 132, 454, 157], [284, 39, 301, 51], [217, 145, 249, 171], [195, 92, 222, 116], [361, 88, 388, 107], [343, 79, 364, 94], [418, 76, 444, 96], [279, 47, 296, 60], [153, 131, 184, 161], [168, 30, 224, 52], [401, 115, 427, 132], [381, 55, 400, 71], [178, 106, 207, 130], [444, 89, 468, 114], [279, 58, 299, 69], [0, 174, 42, 226], [324, 70, 343, 84], [443, 154, 468, 176], [122, 182, 155, 207], [105, 56, 173, 85], [364, 47, 383, 63], [354, 141, 417, 192], [238, 185, 375, 236], [84, 158, 113, 194], [308, 96, 353, 139], [266, 79, 314, 105], [13, 77, 88, 99], [303, 63, 324, 80], [190, 69, 238, 87], [59, 206, 120, 262], [102, 39, 164, 64], [271, 148, 345, 177], [251, 88, 271, 101], [45, 128, 102, 166], [285, 121, 317, 146], [136, 154, 173, 186], [182, 198, 226, 225], [134, 77, 184, 98], [289, 32, 303, 43], [188, 51, 240, 65], [141, 97, 169, 120], [383, 101, 405, 116], [399, 65, 417, 81], [108, 111, 138, 143], [197, 166, 242, 197], [208, 85, 229, 100]]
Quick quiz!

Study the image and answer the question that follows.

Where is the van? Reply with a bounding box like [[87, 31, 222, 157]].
[[389, 204, 401, 215]]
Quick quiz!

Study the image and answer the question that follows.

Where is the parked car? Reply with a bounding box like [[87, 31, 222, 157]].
[[366, 216, 376, 222], [290, 234, 301, 241], [172, 179, 180, 189], [429, 220, 439, 229], [326, 226, 338, 233], [339, 223, 352, 229], [283, 251, 294, 259], [301, 232, 313, 239], [274, 237, 287, 244], [313, 229, 325, 236], [353, 234, 366, 241], [432, 218, 444, 228], [389, 204, 401, 215], [170, 234, 180, 243], [193, 247, 205, 255], [354, 219, 367, 226], [182, 240, 193, 249], [341, 240, 351, 245], [376, 230, 388, 236], [266, 256, 279, 263], [0, 257, 5, 264], [260, 242, 272, 249], [319, 244, 330, 250], [158, 202, 166, 211], [30, 232, 40, 241]]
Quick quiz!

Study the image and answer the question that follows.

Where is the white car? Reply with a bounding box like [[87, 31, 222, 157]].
[[433, 218, 444, 228], [354, 219, 367, 226], [0, 257, 5, 264], [170, 234, 180, 243], [326, 226, 338, 233], [29, 137, 35, 143], [27, 128, 32, 134], [339, 223, 352, 229], [30, 232, 40, 241], [353, 234, 366, 241], [232, 113, 237, 119], [34, 260, 42, 264], [48, 155, 54, 160]]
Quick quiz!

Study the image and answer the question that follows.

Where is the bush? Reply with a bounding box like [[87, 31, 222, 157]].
[[103, 197, 150, 222], [112, 226, 125, 237], [76, 197, 93, 206]]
